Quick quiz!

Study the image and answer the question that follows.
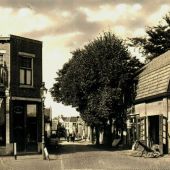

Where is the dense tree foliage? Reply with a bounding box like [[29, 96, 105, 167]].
[[51, 31, 143, 145], [56, 122, 66, 138], [129, 12, 170, 61]]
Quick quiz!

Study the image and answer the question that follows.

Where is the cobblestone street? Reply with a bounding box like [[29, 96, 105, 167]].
[[1, 141, 170, 170]]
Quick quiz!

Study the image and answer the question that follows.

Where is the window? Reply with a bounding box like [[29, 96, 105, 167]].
[[27, 105, 37, 117], [19, 57, 33, 85]]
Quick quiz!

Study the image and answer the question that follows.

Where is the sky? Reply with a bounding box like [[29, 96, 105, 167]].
[[0, 0, 170, 118]]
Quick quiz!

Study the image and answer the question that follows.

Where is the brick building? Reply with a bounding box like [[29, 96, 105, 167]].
[[0, 35, 43, 154]]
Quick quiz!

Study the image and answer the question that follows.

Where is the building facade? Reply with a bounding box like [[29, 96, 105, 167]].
[[132, 51, 170, 154], [62, 116, 79, 135], [58, 116, 85, 139], [0, 35, 43, 154]]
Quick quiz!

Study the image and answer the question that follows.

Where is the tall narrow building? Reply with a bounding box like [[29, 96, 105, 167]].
[[0, 35, 43, 154]]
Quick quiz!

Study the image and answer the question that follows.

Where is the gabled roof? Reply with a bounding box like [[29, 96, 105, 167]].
[[136, 50, 170, 101]]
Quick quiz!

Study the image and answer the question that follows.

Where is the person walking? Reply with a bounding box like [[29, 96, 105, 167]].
[[72, 131, 76, 142], [66, 130, 70, 142]]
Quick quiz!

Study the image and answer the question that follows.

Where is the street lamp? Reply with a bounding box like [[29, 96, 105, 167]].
[[40, 82, 47, 159]]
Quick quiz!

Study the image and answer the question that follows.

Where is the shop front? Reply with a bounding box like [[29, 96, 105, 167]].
[[132, 51, 170, 154], [12, 100, 41, 152]]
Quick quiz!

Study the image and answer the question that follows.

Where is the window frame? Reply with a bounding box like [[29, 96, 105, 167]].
[[19, 52, 34, 87]]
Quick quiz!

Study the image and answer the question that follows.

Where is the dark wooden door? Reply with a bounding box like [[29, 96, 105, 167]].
[[13, 105, 26, 152]]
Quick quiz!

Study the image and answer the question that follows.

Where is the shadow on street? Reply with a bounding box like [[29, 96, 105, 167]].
[[47, 140, 129, 156]]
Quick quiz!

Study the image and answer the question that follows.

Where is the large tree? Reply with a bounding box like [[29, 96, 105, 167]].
[[51, 31, 143, 145], [129, 12, 170, 61]]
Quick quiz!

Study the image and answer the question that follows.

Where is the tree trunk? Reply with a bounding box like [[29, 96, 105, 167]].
[[103, 124, 107, 145], [95, 126, 99, 146], [99, 130, 104, 144], [108, 118, 113, 147], [90, 125, 94, 144], [103, 120, 112, 147]]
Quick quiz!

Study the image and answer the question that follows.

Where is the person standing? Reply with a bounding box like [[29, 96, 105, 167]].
[[72, 131, 76, 142], [66, 130, 70, 142]]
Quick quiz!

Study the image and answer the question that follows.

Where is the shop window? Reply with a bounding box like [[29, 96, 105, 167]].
[[19, 56, 33, 86], [27, 105, 37, 117]]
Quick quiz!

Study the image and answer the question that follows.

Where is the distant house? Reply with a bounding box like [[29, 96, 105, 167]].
[[131, 51, 170, 154], [62, 116, 78, 134], [57, 116, 83, 138]]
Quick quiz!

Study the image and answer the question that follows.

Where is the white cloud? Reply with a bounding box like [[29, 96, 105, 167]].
[[0, 7, 53, 36], [61, 11, 71, 17], [79, 3, 142, 23], [147, 4, 170, 25], [132, 3, 142, 11], [113, 25, 127, 37]]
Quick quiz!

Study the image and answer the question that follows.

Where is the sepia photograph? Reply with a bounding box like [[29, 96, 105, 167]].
[[0, 0, 170, 169]]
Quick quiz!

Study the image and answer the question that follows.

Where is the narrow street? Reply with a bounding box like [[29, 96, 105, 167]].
[[1, 140, 170, 170]]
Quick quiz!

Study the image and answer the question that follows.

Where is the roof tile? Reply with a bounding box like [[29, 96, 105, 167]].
[[136, 51, 170, 100]]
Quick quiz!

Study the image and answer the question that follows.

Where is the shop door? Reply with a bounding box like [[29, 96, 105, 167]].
[[159, 115, 168, 154], [13, 105, 26, 152], [26, 117, 37, 151]]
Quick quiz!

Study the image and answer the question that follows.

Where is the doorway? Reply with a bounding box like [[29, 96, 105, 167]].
[[26, 104, 37, 152], [148, 115, 168, 154], [13, 103, 38, 152], [148, 115, 159, 146]]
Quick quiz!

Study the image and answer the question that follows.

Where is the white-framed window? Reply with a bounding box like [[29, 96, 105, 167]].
[[19, 56, 33, 86]]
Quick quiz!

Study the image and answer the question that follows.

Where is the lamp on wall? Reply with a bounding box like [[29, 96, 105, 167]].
[[40, 82, 47, 159]]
